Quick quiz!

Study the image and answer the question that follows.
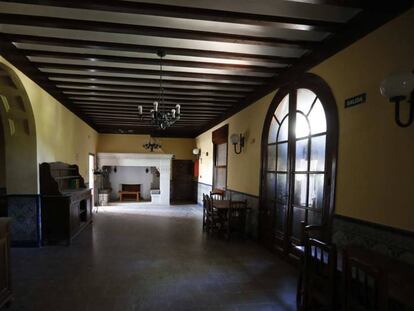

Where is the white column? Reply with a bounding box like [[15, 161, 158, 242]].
[[158, 159, 171, 205]]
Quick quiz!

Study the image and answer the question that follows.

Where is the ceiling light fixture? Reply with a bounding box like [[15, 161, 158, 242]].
[[143, 136, 162, 152], [138, 50, 181, 130]]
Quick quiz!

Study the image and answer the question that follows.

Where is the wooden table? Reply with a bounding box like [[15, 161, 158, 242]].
[[119, 191, 140, 202], [211, 200, 251, 210]]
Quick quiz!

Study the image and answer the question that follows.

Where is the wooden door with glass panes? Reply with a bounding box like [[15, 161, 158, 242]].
[[262, 82, 337, 254]]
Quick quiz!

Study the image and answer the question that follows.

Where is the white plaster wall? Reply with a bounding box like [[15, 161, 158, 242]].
[[108, 166, 154, 200], [97, 153, 172, 204]]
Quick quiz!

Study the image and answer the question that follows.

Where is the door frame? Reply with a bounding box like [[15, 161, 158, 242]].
[[259, 73, 339, 254]]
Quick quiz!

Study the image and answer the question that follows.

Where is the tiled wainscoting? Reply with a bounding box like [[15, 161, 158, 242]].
[[332, 215, 414, 265], [197, 182, 259, 238], [2, 194, 41, 247]]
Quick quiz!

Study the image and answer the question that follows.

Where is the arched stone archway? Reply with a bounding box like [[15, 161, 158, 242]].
[[0, 63, 40, 246], [0, 63, 37, 194]]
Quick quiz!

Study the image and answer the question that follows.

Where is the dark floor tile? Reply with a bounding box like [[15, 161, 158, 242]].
[[8, 205, 297, 311]]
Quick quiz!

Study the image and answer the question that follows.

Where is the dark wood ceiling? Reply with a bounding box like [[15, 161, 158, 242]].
[[0, 0, 412, 137]]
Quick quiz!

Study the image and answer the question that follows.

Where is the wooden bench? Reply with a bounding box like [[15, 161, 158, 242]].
[[119, 191, 140, 202], [118, 184, 141, 202]]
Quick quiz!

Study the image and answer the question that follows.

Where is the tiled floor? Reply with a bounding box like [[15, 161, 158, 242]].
[[8, 204, 297, 311]]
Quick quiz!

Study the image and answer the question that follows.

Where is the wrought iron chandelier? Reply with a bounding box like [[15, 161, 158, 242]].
[[142, 136, 162, 152], [138, 50, 181, 130]]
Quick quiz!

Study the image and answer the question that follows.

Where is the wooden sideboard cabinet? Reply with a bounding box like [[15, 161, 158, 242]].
[[40, 162, 93, 245], [0, 218, 12, 309]]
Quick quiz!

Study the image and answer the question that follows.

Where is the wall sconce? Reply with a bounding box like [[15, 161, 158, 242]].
[[230, 133, 245, 154], [192, 148, 201, 159], [380, 71, 414, 127]]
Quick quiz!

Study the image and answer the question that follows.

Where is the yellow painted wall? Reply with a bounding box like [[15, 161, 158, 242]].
[[98, 134, 196, 160], [0, 57, 98, 186], [196, 8, 414, 231], [310, 8, 414, 231], [196, 92, 275, 195]]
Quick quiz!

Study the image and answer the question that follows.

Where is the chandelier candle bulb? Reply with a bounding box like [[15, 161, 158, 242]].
[[171, 109, 176, 118], [176, 104, 181, 115], [138, 105, 143, 115], [154, 101, 158, 112]]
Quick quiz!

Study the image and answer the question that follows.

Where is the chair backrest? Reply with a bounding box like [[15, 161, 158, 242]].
[[304, 238, 337, 308], [205, 195, 213, 212], [343, 249, 388, 311], [305, 238, 337, 278], [210, 188, 225, 200], [300, 221, 325, 245]]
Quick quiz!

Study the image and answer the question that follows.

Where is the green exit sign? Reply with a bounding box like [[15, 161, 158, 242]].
[[345, 93, 366, 108]]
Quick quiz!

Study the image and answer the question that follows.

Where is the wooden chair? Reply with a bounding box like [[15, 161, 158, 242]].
[[224, 200, 247, 240], [205, 196, 222, 234], [202, 194, 208, 231], [210, 189, 225, 200], [301, 238, 337, 311], [343, 248, 388, 311], [296, 222, 326, 309]]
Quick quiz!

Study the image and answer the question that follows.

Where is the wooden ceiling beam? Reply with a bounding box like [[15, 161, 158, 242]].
[[77, 108, 223, 115], [0, 13, 317, 49], [34, 63, 268, 84], [25, 51, 284, 73], [5, 0, 342, 32], [11, 35, 298, 65], [61, 90, 243, 100], [53, 83, 246, 97], [47, 75, 255, 91], [69, 96, 235, 106], [75, 102, 226, 110], [72, 101, 231, 109], [64, 92, 238, 102]]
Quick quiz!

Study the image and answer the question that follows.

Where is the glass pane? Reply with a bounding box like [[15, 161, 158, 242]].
[[292, 207, 306, 239], [275, 205, 286, 232], [295, 139, 308, 172], [277, 117, 289, 142], [308, 99, 327, 135], [296, 113, 310, 139], [216, 143, 227, 166], [267, 144, 276, 171], [275, 94, 289, 122], [268, 117, 278, 144], [277, 143, 288, 172], [297, 88, 317, 115], [308, 210, 323, 226], [309, 174, 324, 209], [276, 173, 288, 204], [266, 173, 276, 200], [294, 174, 307, 206], [310, 135, 326, 171], [214, 167, 226, 189]]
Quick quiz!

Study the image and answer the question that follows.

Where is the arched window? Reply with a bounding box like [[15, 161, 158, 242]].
[[260, 74, 338, 254]]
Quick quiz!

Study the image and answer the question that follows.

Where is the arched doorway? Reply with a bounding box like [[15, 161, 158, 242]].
[[0, 63, 37, 194], [0, 63, 39, 245], [259, 73, 338, 256]]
